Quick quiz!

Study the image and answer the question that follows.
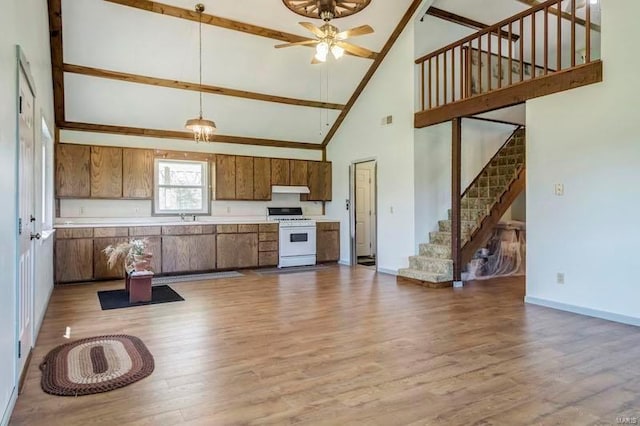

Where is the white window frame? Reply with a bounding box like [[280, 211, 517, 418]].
[[153, 158, 210, 215]]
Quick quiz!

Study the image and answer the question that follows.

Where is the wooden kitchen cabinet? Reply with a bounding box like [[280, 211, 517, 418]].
[[123, 148, 154, 199], [307, 161, 332, 201], [271, 158, 290, 186], [316, 222, 340, 263], [162, 234, 216, 273], [93, 237, 128, 280], [253, 157, 271, 200], [56, 144, 91, 198], [289, 160, 308, 186], [217, 233, 259, 269], [235, 156, 254, 200], [215, 154, 236, 200], [55, 238, 94, 282], [91, 146, 123, 198], [258, 223, 279, 266]]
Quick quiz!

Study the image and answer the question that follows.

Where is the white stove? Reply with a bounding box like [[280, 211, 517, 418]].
[[267, 207, 317, 267]]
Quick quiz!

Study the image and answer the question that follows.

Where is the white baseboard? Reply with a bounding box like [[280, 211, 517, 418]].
[[338, 260, 350, 266], [376, 267, 397, 276], [525, 296, 640, 327], [1, 387, 18, 426]]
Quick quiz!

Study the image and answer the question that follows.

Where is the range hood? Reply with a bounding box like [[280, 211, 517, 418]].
[[272, 185, 310, 194]]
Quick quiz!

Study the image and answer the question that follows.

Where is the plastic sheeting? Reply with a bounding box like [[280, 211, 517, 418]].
[[466, 221, 526, 280]]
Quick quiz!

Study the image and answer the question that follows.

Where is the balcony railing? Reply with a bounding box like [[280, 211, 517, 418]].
[[415, 0, 600, 113]]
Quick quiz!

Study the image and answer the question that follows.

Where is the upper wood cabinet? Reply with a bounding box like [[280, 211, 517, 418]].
[[235, 156, 254, 200], [290, 160, 308, 186], [91, 146, 122, 198], [271, 158, 290, 186], [56, 144, 90, 198], [215, 154, 236, 200], [253, 157, 271, 201], [122, 148, 153, 199], [307, 161, 332, 201]]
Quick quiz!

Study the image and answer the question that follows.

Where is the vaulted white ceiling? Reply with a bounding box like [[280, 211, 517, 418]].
[[61, 0, 415, 145]]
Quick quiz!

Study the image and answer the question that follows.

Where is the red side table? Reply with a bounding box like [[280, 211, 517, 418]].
[[126, 270, 154, 303]]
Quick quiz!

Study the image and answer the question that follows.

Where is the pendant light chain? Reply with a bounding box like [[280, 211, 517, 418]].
[[198, 8, 203, 119], [185, 3, 217, 143]]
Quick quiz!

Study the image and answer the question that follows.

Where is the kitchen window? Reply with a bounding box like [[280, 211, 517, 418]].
[[154, 159, 210, 215]]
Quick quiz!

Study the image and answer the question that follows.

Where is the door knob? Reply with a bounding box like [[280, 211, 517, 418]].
[[30, 233, 41, 240]]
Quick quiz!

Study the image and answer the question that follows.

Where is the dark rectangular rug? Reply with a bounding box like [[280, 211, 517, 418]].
[[97, 285, 184, 311]]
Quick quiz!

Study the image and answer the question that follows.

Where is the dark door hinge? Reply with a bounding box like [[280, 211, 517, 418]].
[[18, 218, 22, 235], [18, 340, 21, 358], [19, 96, 22, 114]]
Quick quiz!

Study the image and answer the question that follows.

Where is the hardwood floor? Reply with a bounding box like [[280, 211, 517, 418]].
[[10, 266, 640, 425]]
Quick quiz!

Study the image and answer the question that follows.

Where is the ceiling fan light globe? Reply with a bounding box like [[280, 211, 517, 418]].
[[316, 41, 330, 56], [331, 44, 345, 59], [315, 50, 328, 62]]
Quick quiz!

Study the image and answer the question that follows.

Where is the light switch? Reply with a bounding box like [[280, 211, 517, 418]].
[[554, 184, 564, 196]]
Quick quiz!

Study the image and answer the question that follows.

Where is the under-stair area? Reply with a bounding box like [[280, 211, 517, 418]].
[[398, 127, 526, 287]]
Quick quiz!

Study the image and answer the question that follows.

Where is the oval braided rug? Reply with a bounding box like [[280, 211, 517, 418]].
[[40, 335, 154, 396]]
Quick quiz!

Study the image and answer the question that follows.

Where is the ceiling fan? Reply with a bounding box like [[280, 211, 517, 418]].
[[278, 0, 375, 63]]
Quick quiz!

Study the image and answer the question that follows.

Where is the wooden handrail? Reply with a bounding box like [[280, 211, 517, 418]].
[[461, 126, 523, 199], [415, 0, 558, 64], [415, 0, 598, 115]]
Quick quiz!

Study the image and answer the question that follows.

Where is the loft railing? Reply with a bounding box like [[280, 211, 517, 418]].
[[415, 0, 600, 112]]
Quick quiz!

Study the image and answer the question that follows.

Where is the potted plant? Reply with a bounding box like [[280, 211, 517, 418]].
[[103, 239, 153, 273]]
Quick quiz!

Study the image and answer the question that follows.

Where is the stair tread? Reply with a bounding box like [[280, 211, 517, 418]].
[[409, 255, 453, 263], [398, 268, 452, 283]]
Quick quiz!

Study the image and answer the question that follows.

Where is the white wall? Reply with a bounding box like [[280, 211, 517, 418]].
[[0, 0, 55, 423], [326, 4, 429, 274], [525, 0, 640, 325], [414, 119, 519, 247]]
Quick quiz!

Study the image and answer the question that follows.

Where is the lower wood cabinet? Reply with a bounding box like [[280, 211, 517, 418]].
[[258, 223, 279, 267], [317, 222, 340, 263], [162, 235, 216, 273], [93, 237, 128, 280], [55, 238, 94, 283], [217, 233, 259, 269]]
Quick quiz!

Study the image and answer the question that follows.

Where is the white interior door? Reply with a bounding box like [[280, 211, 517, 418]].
[[17, 69, 36, 375], [355, 167, 372, 257]]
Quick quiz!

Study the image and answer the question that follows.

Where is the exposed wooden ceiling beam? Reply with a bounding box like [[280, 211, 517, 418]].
[[103, 0, 378, 59], [59, 121, 324, 150], [63, 64, 345, 111], [425, 7, 520, 42], [322, 0, 424, 147], [514, 0, 601, 32], [47, 0, 65, 125]]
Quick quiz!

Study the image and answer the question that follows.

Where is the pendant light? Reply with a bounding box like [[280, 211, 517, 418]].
[[185, 3, 216, 143]]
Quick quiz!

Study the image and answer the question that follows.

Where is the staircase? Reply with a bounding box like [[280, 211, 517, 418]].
[[398, 127, 526, 287]]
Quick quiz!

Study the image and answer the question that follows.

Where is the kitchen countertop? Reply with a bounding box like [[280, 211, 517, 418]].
[[54, 216, 340, 228]]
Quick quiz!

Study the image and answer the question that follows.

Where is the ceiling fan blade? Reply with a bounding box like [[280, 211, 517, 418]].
[[336, 24, 374, 40], [275, 39, 319, 49], [335, 41, 374, 58], [299, 22, 326, 38]]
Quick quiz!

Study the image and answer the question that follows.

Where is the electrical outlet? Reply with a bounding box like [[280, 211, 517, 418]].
[[80, 206, 85, 215], [557, 273, 565, 284], [226, 206, 231, 214], [389, 206, 394, 214], [554, 184, 564, 196]]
